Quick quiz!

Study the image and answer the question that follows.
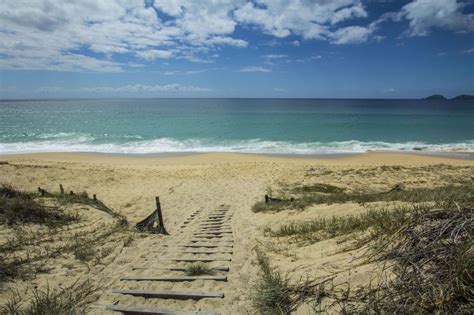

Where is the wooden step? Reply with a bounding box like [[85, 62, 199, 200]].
[[120, 275, 227, 281], [182, 250, 233, 254], [181, 244, 233, 248], [190, 239, 233, 243], [112, 289, 224, 299], [193, 235, 232, 239], [145, 257, 231, 262], [132, 266, 230, 272], [162, 244, 233, 248], [105, 304, 219, 315], [196, 231, 233, 235]]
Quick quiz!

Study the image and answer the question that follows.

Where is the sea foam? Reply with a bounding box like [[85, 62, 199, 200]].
[[1, 137, 473, 155]]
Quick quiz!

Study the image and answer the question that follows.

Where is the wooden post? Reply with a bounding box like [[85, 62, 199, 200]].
[[59, 184, 64, 194], [265, 194, 269, 204], [155, 196, 168, 234], [70, 191, 74, 195], [38, 187, 45, 196], [93, 194, 97, 201]]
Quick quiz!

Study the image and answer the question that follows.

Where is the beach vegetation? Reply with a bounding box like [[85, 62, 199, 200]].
[[0, 185, 78, 227], [291, 183, 344, 194], [333, 206, 474, 314], [268, 204, 423, 241], [252, 249, 329, 314], [260, 177, 474, 313], [0, 280, 98, 314], [185, 263, 216, 276], [253, 181, 473, 212]]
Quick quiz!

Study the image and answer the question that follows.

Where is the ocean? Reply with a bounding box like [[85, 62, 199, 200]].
[[0, 98, 473, 155]]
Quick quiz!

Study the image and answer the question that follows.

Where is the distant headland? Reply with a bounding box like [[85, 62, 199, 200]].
[[424, 94, 474, 100]]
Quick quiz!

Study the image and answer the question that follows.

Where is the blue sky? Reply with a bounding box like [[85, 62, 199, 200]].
[[0, 0, 473, 99]]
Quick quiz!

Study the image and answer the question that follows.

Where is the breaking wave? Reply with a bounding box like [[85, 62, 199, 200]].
[[0, 135, 473, 155]]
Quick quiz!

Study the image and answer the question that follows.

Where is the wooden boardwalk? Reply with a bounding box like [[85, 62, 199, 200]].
[[101, 205, 234, 314]]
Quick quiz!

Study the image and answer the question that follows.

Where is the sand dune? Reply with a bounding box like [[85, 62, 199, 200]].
[[0, 152, 472, 313]]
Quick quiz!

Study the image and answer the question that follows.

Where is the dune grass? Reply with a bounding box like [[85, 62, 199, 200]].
[[253, 182, 474, 213], [269, 205, 419, 242], [185, 263, 216, 276], [252, 250, 330, 314], [337, 207, 474, 314], [0, 184, 132, 283], [258, 179, 474, 313], [0, 185, 79, 227], [0, 280, 98, 314], [291, 183, 345, 194]]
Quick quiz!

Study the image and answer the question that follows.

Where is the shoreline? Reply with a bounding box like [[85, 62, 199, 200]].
[[1, 150, 473, 161]]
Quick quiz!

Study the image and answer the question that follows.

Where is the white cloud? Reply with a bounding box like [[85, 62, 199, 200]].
[[136, 49, 173, 60], [234, 0, 368, 40], [238, 66, 271, 73], [295, 55, 322, 63], [0, 0, 248, 72], [401, 0, 474, 37], [3, 0, 470, 73], [330, 26, 375, 44], [262, 54, 288, 59], [273, 87, 287, 92], [383, 88, 395, 93], [461, 47, 474, 54], [185, 69, 207, 75], [37, 84, 211, 95]]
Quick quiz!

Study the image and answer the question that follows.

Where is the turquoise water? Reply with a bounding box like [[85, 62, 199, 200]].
[[0, 98, 473, 154]]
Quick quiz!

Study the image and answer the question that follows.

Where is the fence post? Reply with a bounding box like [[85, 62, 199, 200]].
[[59, 184, 64, 194], [265, 194, 269, 204], [93, 194, 97, 201], [155, 196, 168, 234]]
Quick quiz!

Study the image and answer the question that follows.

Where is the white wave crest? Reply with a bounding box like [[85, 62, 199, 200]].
[[0, 138, 473, 155]]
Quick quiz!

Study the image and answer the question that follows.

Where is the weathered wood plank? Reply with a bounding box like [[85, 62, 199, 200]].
[[193, 235, 231, 239], [197, 231, 233, 235], [112, 289, 224, 299], [183, 250, 233, 254], [190, 239, 233, 243], [132, 266, 230, 271], [145, 257, 231, 262], [120, 275, 227, 281], [162, 244, 233, 248], [181, 244, 233, 248], [105, 304, 220, 315]]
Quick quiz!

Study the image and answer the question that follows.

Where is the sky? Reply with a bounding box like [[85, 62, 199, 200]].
[[0, 0, 473, 99]]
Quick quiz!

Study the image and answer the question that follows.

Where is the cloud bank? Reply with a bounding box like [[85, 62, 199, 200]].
[[0, 0, 472, 72]]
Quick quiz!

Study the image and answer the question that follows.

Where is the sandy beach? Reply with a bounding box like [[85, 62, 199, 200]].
[[0, 151, 472, 313]]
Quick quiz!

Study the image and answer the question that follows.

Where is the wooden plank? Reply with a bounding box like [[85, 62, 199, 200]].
[[162, 244, 233, 248], [145, 257, 231, 262], [112, 289, 224, 299], [198, 228, 230, 231], [196, 232, 232, 235], [182, 250, 233, 254], [132, 266, 230, 272], [181, 244, 233, 248], [190, 239, 233, 243], [193, 235, 231, 239], [105, 304, 220, 315], [120, 275, 227, 281]]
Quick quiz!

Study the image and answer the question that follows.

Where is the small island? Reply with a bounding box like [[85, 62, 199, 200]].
[[423, 94, 474, 100], [452, 94, 474, 100], [424, 94, 447, 100]]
